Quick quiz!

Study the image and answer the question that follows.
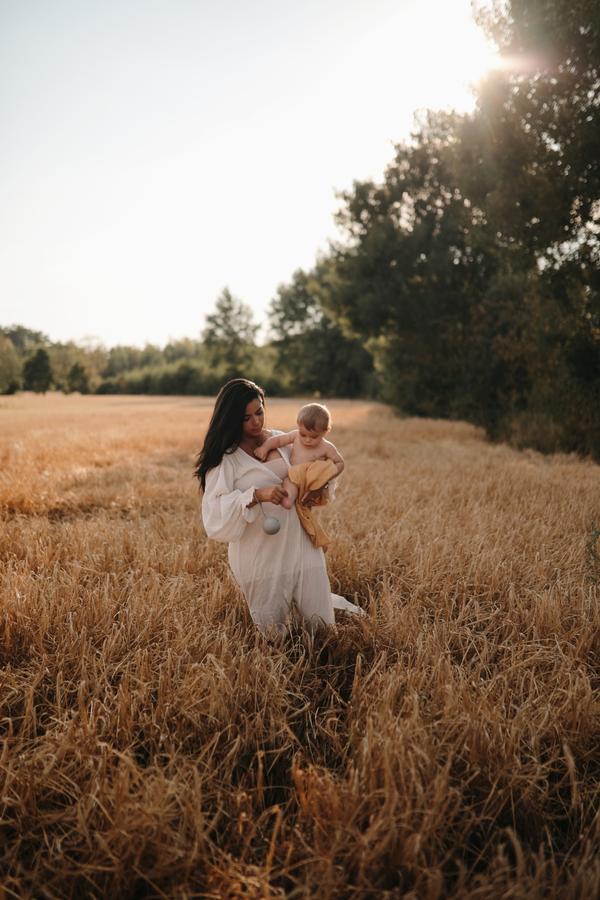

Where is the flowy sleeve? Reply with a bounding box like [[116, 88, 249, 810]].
[[202, 455, 261, 543]]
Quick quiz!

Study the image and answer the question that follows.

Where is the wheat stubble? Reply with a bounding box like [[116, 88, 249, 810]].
[[1, 394, 599, 898]]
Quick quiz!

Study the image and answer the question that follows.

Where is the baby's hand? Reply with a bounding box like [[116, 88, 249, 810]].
[[254, 445, 268, 461]]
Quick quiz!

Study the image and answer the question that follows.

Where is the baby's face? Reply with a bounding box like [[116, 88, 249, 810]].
[[298, 424, 325, 449]]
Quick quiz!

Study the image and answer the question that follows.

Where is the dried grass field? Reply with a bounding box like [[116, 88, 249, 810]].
[[1, 393, 599, 899]]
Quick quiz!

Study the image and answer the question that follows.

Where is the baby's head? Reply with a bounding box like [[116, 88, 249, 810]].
[[297, 403, 331, 447]]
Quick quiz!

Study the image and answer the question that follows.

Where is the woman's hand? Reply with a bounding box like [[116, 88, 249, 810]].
[[256, 485, 288, 505]]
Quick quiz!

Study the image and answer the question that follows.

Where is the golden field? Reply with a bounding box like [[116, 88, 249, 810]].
[[1, 393, 599, 899]]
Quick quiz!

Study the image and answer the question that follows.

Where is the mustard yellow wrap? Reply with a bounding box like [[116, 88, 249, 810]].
[[287, 459, 339, 549]]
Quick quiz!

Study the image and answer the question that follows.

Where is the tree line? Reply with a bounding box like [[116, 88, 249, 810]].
[[0, 286, 374, 401], [2, 1, 599, 458]]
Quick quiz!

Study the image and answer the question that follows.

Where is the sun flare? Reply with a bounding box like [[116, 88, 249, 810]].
[[2, 0, 522, 347], [395, 4, 507, 110]]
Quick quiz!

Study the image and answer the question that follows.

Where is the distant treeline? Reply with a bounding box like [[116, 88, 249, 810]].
[[0, 297, 375, 402], [2, 0, 599, 459]]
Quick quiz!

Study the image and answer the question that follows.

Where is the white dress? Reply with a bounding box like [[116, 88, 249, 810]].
[[201, 432, 364, 633]]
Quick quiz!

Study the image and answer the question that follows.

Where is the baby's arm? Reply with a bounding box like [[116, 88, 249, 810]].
[[300, 441, 344, 506], [322, 440, 345, 476], [254, 429, 297, 460]]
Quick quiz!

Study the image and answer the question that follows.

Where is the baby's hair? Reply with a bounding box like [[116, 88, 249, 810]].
[[297, 402, 331, 433]]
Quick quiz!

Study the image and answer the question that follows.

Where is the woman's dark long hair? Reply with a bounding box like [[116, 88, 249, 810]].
[[195, 378, 265, 490]]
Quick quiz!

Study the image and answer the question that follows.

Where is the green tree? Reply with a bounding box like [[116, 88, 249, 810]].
[[0, 325, 49, 356], [0, 336, 22, 393], [66, 362, 90, 394], [47, 343, 88, 392], [23, 348, 53, 393], [474, 0, 600, 253], [102, 345, 144, 377], [269, 264, 375, 397], [470, 0, 600, 452], [139, 344, 164, 368], [202, 288, 259, 377], [327, 109, 497, 416], [317, 0, 600, 456], [163, 337, 204, 363]]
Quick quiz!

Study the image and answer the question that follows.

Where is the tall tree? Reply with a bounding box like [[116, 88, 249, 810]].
[[327, 109, 497, 417], [471, 0, 600, 449], [474, 0, 600, 254], [202, 288, 259, 377], [66, 362, 90, 394], [23, 348, 53, 393], [269, 264, 375, 397], [318, 1, 600, 454]]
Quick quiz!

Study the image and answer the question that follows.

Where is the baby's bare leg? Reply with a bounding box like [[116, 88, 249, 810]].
[[281, 476, 298, 509]]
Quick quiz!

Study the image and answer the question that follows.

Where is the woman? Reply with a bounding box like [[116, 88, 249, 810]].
[[196, 378, 363, 635]]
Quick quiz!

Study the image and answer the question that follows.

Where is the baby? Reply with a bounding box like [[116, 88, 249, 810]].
[[254, 402, 344, 510]]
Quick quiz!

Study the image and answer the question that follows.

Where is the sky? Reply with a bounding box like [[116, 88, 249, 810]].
[[0, 0, 500, 348]]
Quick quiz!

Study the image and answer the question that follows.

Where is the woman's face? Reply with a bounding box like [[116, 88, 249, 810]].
[[242, 397, 265, 440]]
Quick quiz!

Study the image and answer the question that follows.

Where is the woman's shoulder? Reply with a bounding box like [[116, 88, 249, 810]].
[[222, 448, 244, 469], [206, 449, 237, 482], [206, 447, 254, 494]]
